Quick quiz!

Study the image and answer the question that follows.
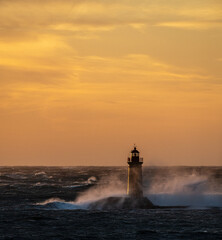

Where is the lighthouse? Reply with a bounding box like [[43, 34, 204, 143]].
[[89, 145, 155, 209], [127, 146, 143, 198]]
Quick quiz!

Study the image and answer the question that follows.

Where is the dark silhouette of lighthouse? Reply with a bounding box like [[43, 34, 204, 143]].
[[127, 146, 143, 198], [89, 145, 156, 209]]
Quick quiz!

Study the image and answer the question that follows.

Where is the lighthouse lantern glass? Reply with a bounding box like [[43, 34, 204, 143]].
[[132, 153, 139, 157]]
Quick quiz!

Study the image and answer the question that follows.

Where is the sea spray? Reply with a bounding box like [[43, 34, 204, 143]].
[[36, 174, 127, 210], [36, 167, 222, 210], [146, 174, 208, 194], [36, 198, 89, 210], [75, 174, 126, 204], [144, 171, 222, 208]]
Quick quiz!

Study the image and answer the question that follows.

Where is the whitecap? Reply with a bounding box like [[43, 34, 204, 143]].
[[63, 185, 87, 188], [34, 171, 47, 176], [87, 176, 97, 184], [36, 198, 89, 210]]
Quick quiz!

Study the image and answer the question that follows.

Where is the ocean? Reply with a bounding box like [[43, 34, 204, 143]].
[[0, 166, 221, 239]]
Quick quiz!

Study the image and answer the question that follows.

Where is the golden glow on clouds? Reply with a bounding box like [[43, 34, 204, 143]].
[[156, 21, 222, 30], [0, 0, 222, 165]]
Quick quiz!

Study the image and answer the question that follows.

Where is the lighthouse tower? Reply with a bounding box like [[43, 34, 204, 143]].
[[127, 146, 143, 198]]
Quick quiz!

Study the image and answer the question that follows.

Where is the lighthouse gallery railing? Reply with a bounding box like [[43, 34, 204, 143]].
[[127, 157, 143, 163]]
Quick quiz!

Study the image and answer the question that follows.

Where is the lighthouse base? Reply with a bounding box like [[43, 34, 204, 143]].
[[88, 196, 154, 210]]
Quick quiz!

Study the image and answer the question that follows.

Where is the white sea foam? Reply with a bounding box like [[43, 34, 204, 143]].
[[87, 176, 97, 183], [34, 171, 46, 176], [63, 185, 87, 188], [36, 198, 90, 210], [63, 176, 98, 188]]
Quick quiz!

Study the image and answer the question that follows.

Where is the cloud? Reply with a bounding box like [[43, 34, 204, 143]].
[[0, 53, 216, 108], [0, 0, 221, 38], [0, 65, 69, 86], [0, 1, 221, 112], [156, 21, 222, 30]]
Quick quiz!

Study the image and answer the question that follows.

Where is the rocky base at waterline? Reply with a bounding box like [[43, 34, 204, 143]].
[[88, 197, 188, 210], [88, 197, 154, 210]]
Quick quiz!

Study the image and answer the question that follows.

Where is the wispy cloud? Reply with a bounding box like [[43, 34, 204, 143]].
[[0, 0, 221, 37], [156, 21, 222, 30]]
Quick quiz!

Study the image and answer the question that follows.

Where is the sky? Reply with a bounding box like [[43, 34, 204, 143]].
[[0, 0, 222, 166]]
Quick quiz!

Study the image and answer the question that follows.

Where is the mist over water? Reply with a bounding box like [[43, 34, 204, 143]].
[[32, 166, 222, 210], [37, 174, 127, 210], [145, 167, 222, 208], [75, 174, 126, 203], [145, 173, 222, 208]]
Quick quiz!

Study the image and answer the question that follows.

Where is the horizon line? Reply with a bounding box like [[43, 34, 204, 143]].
[[0, 165, 221, 167]]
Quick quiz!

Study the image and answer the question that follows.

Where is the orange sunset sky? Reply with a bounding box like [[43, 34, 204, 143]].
[[0, 0, 222, 166]]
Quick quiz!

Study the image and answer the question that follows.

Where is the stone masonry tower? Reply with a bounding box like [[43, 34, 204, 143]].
[[127, 146, 143, 198]]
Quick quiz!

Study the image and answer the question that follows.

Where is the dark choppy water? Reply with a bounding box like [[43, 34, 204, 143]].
[[0, 166, 221, 239]]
